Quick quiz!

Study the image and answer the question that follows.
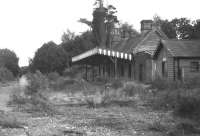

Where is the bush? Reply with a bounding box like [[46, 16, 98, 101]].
[[31, 41, 68, 74], [25, 71, 49, 95], [51, 77, 76, 90], [9, 73, 55, 115], [0, 48, 20, 76], [148, 121, 166, 132], [85, 91, 111, 108], [63, 69, 77, 79], [183, 76, 200, 89], [0, 113, 25, 128], [0, 67, 14, 82], [47, 72, 60, 81], [151, 76, 200, 91], [151, 78, 182, 90], [110, 80, 123, 90], [93, 77, 109, 85], [174, 93, 200, 118], [122, 83, 145, 97]]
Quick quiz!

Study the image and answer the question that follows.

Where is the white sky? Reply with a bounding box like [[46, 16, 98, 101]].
[[0, 0, 199, 66]]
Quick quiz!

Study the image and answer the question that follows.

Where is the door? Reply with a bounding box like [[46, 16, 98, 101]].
[[139, 64, 144, 81]]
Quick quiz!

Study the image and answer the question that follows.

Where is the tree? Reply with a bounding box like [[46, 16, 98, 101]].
[[61, 29, 75, 43], [105, 5, 119, 47], [80, 0, 118, 47], [61, 31, 95, 58], [153, 15, 177, 39], [31, 41, 68, 74], [0, 49, 20, 76], [78, 18, 92, 29], [192, 20, 200, 39], [119, 22, 139, 38], [171, 18, 194, 39]]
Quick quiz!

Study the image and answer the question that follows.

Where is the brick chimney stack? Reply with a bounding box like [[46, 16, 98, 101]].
[[141, 20, 153, 35]]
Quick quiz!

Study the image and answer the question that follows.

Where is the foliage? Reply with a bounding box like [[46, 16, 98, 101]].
[[150, 78, 182, 90], [61, 29, 75, 43], [148, 121, 166, 132], [104, 5, 119, 47], [80, 1, 118, 47], [153, 15, 177, 39], [149, 77, 200, 119], [171, 18, 194, 39], [85, 91, 111, 108], [20, 66, 29, 75], [10, 72, 55, 115], [153, 15, 200, 39], [192, 20, 200, 39], [78, 18, 92, 29], [122, 83, 145, 97], [25, 71, 49, 95], [61, 31, 95, 58], [110, 80, 123, 90], [31, 41, 68, 74], [0, 113, 25, 128], [119, 22, 140, 38], [51, 77, 76, 90], [0, 67, 14, 82], [47, 72, 60, 81], [151, 76, 200, 91], [174, 94, 200, 118], [0, 48, 20, 76]]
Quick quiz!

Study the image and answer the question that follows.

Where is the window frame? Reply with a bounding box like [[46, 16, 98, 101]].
[[190, 61, 199, 72]]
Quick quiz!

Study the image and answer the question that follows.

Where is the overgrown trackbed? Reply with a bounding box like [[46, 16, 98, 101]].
[[0, 82, 17, 112], [0, 81, 197, 136]]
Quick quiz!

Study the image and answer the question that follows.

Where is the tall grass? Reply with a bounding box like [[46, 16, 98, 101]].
[[10, 71, 55, 115], [149, 76, 200, 120]]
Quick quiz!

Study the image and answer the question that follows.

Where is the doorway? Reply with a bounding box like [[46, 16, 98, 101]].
[[139, 64, 144, 81]]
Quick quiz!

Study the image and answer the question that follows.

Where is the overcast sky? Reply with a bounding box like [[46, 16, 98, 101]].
[[0, 0, 199, 66]]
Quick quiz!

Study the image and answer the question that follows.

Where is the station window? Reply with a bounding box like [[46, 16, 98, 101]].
[[190, 61, 199, 72]]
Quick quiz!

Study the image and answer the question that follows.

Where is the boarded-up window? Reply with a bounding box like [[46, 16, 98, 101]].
[[190, 61, 199, 72]]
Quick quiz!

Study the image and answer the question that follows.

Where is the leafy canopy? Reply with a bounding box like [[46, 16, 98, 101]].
[[0, 49, 20, 76], [31, 41, 68, 74]]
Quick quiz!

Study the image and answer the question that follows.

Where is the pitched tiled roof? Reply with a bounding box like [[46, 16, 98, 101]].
[[111, 35, 143, 53], [133, 28, 168, 55], [161, 40, 200, 57]]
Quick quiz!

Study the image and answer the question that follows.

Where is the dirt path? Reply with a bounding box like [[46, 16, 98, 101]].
[[0, 82, 17, 112]]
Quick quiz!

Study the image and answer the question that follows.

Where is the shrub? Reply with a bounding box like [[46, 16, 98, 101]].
[[174, 94, 200, 118], [9, 74, 55, 115], [47, 72, 60, 81], [63, 69, 77, 79], [0, 48, 20, 76], [183, 76, 200, 89], [51, 77, 76, 90], [151, 78, 182, 90], [94, 77, 109, 85], [25, 71, 49, 95], [0, 67, 14, 82], [150, 89, 180, 110], [31, 41, 68, 74], [0, 113, 25, 128], [122, 83, 145, 97], [110, 80, 123, 90], [148, 121, 166, 132], [85, 91, 111, 108]]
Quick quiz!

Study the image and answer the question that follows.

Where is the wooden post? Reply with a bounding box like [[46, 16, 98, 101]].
[[85, 65, 88, 80], [114, 58, 118, 79], [92, 66, 95, 81], [99, 65, 100, 77]]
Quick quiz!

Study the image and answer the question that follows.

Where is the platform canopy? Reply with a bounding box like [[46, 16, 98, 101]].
[[72, 47, 132, 65]]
